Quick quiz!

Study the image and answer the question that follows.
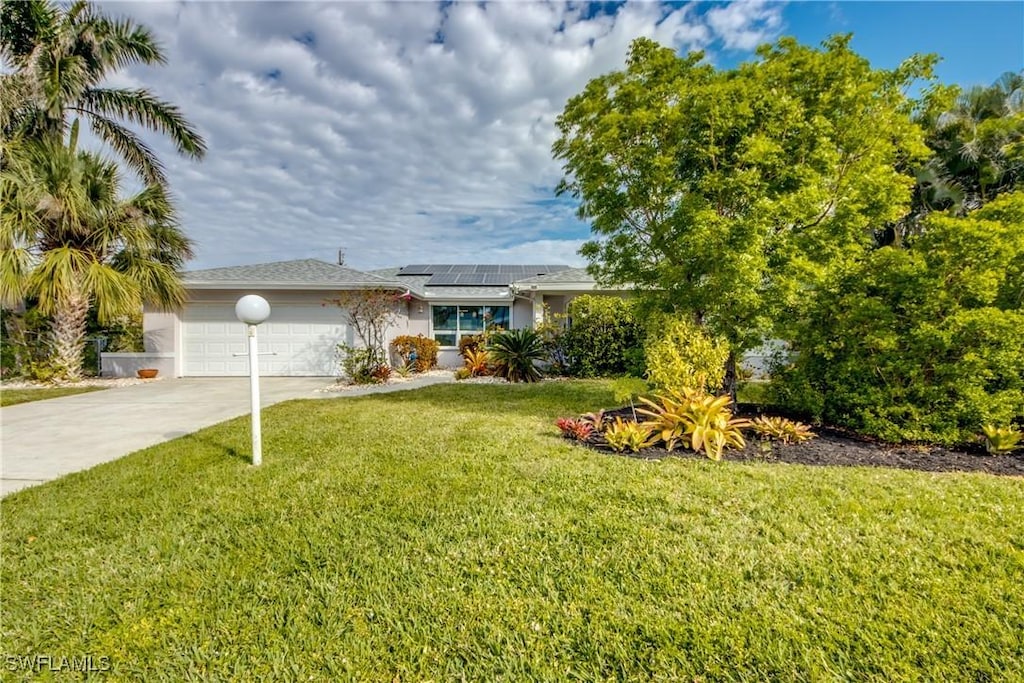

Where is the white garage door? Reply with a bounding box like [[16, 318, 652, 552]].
[[182, 303, 349, 376]]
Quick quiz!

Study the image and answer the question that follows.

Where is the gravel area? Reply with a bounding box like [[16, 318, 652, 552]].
[[317, 369, 454, 393], [1, 377, 164, 389]]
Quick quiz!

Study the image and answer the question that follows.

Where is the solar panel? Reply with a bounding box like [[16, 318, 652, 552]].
[[455, 273, 488, 285], [482, 273, 510, 285], [399, 264, 433, 275], [476, 265, 501, 273], [426, 274, 460, 285]]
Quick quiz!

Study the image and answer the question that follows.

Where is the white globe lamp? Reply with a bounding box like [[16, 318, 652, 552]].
[[235, 294, 271, 325], [236, 295, 271, 465]]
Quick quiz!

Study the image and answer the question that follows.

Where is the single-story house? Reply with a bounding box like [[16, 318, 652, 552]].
[[101, 259, 624, 377]]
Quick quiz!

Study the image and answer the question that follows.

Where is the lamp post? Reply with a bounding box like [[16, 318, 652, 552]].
[[235, 295, 271, 466]]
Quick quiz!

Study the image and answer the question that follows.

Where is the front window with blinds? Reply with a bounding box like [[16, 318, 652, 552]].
[[431, 305, 510, 347]]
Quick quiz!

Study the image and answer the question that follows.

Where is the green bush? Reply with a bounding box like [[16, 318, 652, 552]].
[[390, 334, 439, 372], [773, 193, 1024, 444], [338, 344, 388, 385], [644, 315, 729, 392], [562, 295, 644, 377]]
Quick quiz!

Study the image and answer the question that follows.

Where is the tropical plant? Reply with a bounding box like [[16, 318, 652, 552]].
[[453, 367, 472, 381], [750, 416, 816, 444], [602, 417, 656, 453], [458, 332, 488, 357], [555, 417, 594, 442], [644, 314, 729, 394], [1, 0, 207, 187], [579, 410, 609, 432], [462, 348, 491, 377], [982, 425, 1022, 454], [1, 136, 191, 380], [390, 334, 439, 372], [686, 394, 751, 461], [637, 388, 750, 459], [487, 328, 545, 383], [636, 388, 706, 453]]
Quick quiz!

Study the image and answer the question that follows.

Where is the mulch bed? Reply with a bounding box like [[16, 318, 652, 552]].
[[576, 406, 1024, 477]]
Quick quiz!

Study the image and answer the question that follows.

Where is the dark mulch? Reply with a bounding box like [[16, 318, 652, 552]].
[[578, 406, 1024, 477]]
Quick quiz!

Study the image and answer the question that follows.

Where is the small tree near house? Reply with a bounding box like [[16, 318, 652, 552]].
[[326, 289, 403, 382]]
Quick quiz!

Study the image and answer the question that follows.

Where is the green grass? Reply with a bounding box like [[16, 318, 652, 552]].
[[2, 381, 1022, 680], [0, 385, 105, 407]]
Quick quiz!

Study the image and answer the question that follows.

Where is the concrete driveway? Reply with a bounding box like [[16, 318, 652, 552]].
[[0, 378, 331, 497]]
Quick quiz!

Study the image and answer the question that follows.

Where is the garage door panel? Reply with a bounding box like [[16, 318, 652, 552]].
[[182, 303, 348, 376]]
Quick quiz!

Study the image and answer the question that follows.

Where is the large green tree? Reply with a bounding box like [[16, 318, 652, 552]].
[[1, 135, 193, 380], [0, 0, 206, 186], [553, 36, 932, 395]]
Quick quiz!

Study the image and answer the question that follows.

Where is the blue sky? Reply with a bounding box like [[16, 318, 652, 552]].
[[98, 1, 1023, 271]]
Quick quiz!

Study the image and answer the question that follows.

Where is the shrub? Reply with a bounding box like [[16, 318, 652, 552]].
[[535, 304, 570, 374], [390, 335, 439, 372], [750, 416, 816, 444], [644, 314, 729, 393], [562, 295, 644, 377], [603, 417, 656, 453], [982, 425, 1021, 454], [338, 344, 388, 385], [458, 332, 492, 357], [453, 367, 472, 381], [773, 195, 1024, 445], [487, 329, 545, 383]]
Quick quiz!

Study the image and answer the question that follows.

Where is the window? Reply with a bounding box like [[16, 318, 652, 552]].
[[431, 305, 510, 346]]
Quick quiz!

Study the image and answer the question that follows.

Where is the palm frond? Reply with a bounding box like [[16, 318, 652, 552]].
[[28, 245, 91, 315], [0, 246, 35, 307], [82, 260, 139, 323], [88, 114, 168, 187], [79, 88, 206, 160]]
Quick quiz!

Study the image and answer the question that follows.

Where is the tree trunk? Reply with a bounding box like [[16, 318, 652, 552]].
[[722, 350, 738, 404], [50, 291, 90, 381]]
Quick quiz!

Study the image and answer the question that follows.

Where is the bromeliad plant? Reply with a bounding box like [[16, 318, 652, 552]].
[[637, 387, 750, 460], [750, 416, 816, 444], [603, 417, 657, 453], [982, 425, 1022, 454], [555, 417, 595, 442], [463, 348, 492, 377]]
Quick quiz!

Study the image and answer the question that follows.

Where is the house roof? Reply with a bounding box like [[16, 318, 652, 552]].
[[514, 268, 595, 285], [184, 260, 610, 298], [183, 259, 399, 290]]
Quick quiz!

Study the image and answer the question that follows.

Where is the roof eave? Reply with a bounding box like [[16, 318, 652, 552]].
[[184, 280, 404, 291]]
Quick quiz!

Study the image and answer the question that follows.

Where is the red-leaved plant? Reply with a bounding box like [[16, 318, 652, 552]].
[[555, 417, 595, 442]]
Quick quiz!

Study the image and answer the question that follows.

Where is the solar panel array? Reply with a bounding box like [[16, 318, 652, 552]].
[[397, 264, 568, 287]]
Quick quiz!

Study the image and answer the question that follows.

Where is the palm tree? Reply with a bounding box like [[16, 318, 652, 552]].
[[926, 71, 1024, 210], [1, 134, 193, 380], [0, 0, 206, 187]]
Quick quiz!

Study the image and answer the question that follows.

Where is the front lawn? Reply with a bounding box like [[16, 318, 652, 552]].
[[0, 385, 106, 407], [2, 381, 1022, 679]]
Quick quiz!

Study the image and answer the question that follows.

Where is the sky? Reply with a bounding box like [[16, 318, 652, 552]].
[[92, 1, 1024, 271]]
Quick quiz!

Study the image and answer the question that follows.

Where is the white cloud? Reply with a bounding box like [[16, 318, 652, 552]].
[[93, 1, 785, 270]]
